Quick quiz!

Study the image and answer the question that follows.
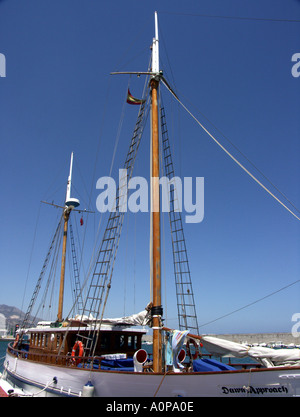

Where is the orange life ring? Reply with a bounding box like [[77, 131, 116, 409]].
[[71, 341, 84, 365], [186, 338, 199, 360]]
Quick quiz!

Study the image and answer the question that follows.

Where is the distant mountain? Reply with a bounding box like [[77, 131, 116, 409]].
[[0, 304, 41, 332], [0, 304, 24, 332], [0, 304, 23, 318]]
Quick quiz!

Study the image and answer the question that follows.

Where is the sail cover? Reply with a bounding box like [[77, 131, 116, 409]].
[[72, 304, 152, 327], [201, 336, 300, 367], [100, 304, 152, 326]]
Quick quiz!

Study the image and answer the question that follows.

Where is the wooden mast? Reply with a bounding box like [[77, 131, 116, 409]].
[[151, 11, 162, 373], [57, 209, 69, 322], [57, 152, 80, 322], [110, 12, 163, 372]]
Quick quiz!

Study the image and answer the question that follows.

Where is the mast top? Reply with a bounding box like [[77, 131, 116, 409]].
[[65, 152, 80, 209], [152, 11, 159, 76], [110, 12, 179, 100]]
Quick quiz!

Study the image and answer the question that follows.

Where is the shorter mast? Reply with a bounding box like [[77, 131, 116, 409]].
[[57, 152, 80, 322], [151, 11, 163, 373]]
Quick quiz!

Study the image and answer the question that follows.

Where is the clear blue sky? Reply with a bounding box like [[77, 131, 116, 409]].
[[1, 0, 299, 335]]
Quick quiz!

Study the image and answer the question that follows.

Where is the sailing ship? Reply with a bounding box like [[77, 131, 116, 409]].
[[1, 12, 300, 397]]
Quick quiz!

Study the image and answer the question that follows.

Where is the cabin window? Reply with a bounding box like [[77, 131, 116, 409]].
[[56, 333, 62, 349], [100, 334, 110, 350], [128, 335, 137, 350], [115, 335, 125, 349]]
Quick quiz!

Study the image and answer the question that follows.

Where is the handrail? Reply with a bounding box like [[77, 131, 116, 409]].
[[7, 345, 132, 370], [7, 342, 261, 371]]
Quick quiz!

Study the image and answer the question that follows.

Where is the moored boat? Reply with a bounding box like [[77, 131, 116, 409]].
[[1, 12, 300, 397]]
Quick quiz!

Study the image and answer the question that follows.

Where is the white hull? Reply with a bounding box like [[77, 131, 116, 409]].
[[2, 350, 300, 397]]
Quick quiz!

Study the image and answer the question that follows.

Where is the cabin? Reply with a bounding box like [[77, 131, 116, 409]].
[[14, 321, 146, 369]]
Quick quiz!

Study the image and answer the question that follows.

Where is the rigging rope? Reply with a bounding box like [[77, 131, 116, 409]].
[[35, 219, 62, 321], [63, 76, 129, 322], [73, 76, 115, 307], [20, 203, 42, 318], [198, 278, 300, 329], [160, 11, 300, 24], [162, 82, 300, 222], [84, 80, 129, 282]]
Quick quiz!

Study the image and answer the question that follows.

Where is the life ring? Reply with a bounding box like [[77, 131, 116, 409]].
[[186, 338, 199, 360], [71, 341, 84, 365]]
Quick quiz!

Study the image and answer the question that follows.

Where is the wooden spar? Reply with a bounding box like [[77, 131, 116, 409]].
[[151, 77, 162, 373], [151, 11, 162, 373], [57, 209, 70, 322], [109, 12, 164, 371]]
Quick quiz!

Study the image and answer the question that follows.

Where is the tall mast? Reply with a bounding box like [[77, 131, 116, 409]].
[[57, 152, 80, 322], [151, 11, 162, 373], [110, 12, 163, 371]]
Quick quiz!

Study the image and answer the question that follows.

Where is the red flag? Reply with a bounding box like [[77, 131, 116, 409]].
[[80, 217, 84, 226], [126, 89, 145, 105]]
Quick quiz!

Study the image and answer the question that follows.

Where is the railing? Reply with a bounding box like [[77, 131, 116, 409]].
[[8, 344, 260, 372], [8, 344, 100, 369], [8, 344, 139, 370]]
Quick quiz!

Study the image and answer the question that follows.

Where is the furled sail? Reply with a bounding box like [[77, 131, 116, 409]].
[[201, 336, 300, 367], [101, 308, 152, 326], [72, 303, 153, 327]]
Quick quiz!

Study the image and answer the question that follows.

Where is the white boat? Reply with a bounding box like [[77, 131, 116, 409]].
[[1, 12, 300, 398]]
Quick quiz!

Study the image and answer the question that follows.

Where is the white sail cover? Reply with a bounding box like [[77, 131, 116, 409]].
[[101, 308, 151, 326], [201, 336, 300, 367], [100, 303, 152, 326], [72, 303, 152, 327]]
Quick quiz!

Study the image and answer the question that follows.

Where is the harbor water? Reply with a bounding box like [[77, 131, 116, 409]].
[[0, 340, 9, 373]]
